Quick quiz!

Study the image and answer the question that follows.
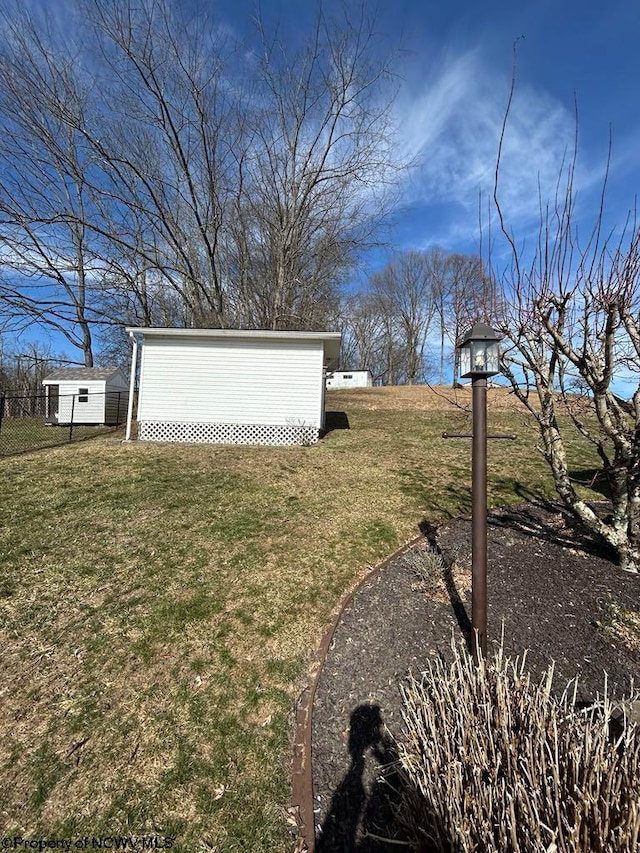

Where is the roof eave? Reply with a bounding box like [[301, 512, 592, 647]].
[[125, 326, 341, 342]]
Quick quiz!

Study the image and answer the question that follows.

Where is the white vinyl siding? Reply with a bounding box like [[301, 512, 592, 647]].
[[138, 337, 324, 428], [42, 370, 129, 425], [56, 381, 106, 423], [326, 371, 373, 389]]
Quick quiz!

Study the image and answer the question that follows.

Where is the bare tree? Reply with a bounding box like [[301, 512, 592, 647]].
[[428, 247, 451, 384], [491, 80, 640, 572], [78, 0, 242, 328], [0, 342, 75, 417], [428, 249, 488, 385], [0, 0, 402, 357], [0, 7, 103, 365], [342, 249, 487, 386], [340, 291, 402, 383], [369, 251, 437, 384], [443, 253, 489, 384], [1, 344, 54, 396], [230, 2, 401, 331]]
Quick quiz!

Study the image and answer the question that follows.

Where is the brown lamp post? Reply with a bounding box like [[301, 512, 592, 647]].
[[459, 323, 502, 663]]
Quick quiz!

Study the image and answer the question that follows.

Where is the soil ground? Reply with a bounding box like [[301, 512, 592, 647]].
[[311, 501, 639, 852]]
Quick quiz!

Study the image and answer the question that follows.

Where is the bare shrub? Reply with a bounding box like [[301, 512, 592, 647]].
[[397, 640, 640, 852], [403, 547, 446, 593]]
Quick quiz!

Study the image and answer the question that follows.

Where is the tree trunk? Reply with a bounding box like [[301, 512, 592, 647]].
[[538, 402, 639, 573]]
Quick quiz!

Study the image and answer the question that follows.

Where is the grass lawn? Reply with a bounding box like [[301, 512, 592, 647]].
[[0, 418, 118, 456], [0, 386, 605, 851]]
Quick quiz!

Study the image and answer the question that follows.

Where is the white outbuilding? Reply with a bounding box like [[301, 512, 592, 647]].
[[42, 367, 129, 426], [125, 328, 342, 445], [326, 370, 373, 390]]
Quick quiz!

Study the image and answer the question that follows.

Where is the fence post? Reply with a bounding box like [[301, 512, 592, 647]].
[[0, 392, 4, 435], [69, 395, 75, 442]]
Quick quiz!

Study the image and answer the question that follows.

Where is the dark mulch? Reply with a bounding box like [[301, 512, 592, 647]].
[[311, 501, 639, 853]]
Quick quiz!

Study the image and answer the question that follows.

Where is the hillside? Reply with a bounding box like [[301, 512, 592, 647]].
[[0, 385, 603, 850]]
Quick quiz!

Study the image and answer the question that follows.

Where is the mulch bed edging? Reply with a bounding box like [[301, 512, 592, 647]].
[[297, 500, 639, 852]]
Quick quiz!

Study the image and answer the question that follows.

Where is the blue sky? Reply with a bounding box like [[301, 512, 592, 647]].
[[210, 0, 640, 399], [202, 0, 640, 282], [375, 0, 638, 262], [49, 0, 640, 262], [5, 0, 640, 367]]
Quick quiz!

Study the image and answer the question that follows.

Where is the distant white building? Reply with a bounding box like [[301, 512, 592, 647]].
[[126, 327, 342, 446], [42, 367, 129, 426], [325, 370, 373, 390]]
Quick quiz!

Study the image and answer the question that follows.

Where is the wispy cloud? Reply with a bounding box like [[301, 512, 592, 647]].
[[395, 46, 582, 226]]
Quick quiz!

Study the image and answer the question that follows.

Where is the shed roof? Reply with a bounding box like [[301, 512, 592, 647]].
[[126, 327, 342, 366], [43, 366, 123, 382]]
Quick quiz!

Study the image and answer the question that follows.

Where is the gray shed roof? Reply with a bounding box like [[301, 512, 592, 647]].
[[43, 367, 123, 382]]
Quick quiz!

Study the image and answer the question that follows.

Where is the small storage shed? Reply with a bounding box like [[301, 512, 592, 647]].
[[326, 370, 373, 390], [42, 367, 129, 426], [126, 328, 342, 446]]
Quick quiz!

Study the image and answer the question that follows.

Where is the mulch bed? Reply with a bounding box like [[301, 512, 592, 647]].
[[310, 501, 639, 852]]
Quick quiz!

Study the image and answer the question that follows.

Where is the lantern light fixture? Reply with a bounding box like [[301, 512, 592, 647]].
[[459, 323, 502, 379]]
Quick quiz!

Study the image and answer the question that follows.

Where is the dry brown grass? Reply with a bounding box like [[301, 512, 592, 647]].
[[0, 387, 603, 850], [328, 383, 530, 412], [333, 382, 594, 419], [402, 545, 472, 605]]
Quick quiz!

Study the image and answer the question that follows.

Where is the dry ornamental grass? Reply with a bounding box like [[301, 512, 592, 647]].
[[398, 640, 640, 852]]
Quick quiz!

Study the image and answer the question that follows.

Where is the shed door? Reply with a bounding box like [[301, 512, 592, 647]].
[[46, 385, 59, 421]]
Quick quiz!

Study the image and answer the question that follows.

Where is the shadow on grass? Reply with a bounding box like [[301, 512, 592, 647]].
[[316, 704, 412, 853], [323, 411, 351, 436], [568, 468, 611, 499], [399, 470, 551, 519], [489, 477, 547, 505], [398, 469, 472, 518]]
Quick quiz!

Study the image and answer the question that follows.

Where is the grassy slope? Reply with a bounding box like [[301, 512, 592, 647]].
[[0, 387, 601, 850], [0, 419, 118, 456]]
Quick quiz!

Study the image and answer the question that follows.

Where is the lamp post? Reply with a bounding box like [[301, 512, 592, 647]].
[[458, 323, 502, 663]]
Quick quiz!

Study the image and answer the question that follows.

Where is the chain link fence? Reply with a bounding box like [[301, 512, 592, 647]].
[[0, 390, 127, 457]]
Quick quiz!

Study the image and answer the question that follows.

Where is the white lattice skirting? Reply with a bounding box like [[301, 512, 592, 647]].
[[138, 420, 320, 446]]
